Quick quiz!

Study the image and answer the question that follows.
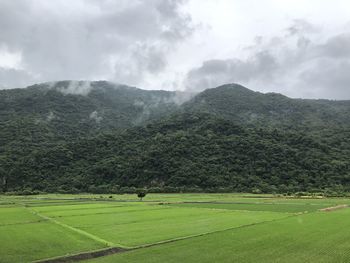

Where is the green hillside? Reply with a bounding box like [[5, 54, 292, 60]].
[[2, 113, 349, 194], [1, 81, 350, 194], [183, 84, 350, 129], [0, 80, 179, 142]]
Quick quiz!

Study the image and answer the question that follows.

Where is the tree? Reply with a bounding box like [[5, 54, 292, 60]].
[[137, 191, 146, 201]]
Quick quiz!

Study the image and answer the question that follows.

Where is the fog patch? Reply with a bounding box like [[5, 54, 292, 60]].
[[34, 111, 57, 124], [89, 110, 103, 123], [57, 81, 93, 96], [133, 94, 187, 124], [46, 111, 56, 122], [133, 100, 145, 107], [133, 98, 159, 124], [172, 91, 196, 105]]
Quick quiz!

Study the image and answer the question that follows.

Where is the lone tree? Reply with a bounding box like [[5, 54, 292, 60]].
[[137, 190, 147, 201]]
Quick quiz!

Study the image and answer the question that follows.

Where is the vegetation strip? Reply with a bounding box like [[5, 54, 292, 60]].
[[25, 197, 158, 203], [0, 219, 47, 227], [33, 213, 297, 263], [49, 207, 171, 219], [37, 205, 128, 213], [182, 201, 321, 206]]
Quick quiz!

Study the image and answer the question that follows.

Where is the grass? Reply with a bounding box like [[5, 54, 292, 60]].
[[50, 204, 287, 247], [0, 207, 44, 225], [0, 221, 105, 263], [169, 202, 329, 213], [0, 194, 349, 262], [38, 204, 162, 218], [31, 202, 135, 213], [87, 209, 350, 263]]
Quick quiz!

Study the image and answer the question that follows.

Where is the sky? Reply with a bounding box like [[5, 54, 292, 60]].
[[0, 0, 350, 99]]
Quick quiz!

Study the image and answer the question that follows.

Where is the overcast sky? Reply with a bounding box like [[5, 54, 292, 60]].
[[1, 0, 350, 99]]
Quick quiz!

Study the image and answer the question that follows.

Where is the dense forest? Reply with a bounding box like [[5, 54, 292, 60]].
[[1, 81, 350, 194]]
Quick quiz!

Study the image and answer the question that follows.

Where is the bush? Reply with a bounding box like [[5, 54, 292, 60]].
[[136, 190, 147, 201]]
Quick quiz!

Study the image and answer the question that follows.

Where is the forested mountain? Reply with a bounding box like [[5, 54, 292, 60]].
[[0, 80, 180, 143], [183, 84, 350, 129], [1, 81, 349, 194]]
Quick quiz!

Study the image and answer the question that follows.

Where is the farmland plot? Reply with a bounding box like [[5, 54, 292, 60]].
[[87, 209, 350, 263], [38, 203, 288, 247], [0, 194, 349, 263]]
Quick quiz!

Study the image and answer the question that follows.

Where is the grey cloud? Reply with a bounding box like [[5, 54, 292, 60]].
[[130, 43, 168, 74], [286, 19, 319, 36], [299, 59, 350, 99], [112, 42, 170, 86], [0, 67, 37, 89], [318, 33, 350, 58], [0, 0, 194, 88], [185, 20, 350, 99], [185, 51, 278, 93]]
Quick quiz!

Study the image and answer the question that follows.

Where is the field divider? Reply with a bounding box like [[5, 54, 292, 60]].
[[0, 219, 47, 227], [319, 204, 348, 212], [24, 206, 128, 249], [47, 206, 172, 219], [32, 247, 127, 263]]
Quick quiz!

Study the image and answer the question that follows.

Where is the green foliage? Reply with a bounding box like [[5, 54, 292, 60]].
[[3, 113, 349, 193], [137, 190, 147, 201], [1, 82, 350, 193], [184, 84, 350, 130]]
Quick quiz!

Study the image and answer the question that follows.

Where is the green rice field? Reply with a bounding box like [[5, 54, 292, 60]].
[[0, 194, 349, 262]]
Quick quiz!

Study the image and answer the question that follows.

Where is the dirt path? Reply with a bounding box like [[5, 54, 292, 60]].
[[319, 204, 348, 212], [33, 247, 126, 263]]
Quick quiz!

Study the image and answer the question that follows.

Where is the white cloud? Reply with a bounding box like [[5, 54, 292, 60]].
[[57, 81, 93, 96], [0, 46, 22, 69]]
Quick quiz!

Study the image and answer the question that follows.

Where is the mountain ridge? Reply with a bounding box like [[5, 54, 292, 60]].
[[1, 81, 349, 194], [183, 83, 350, 129]]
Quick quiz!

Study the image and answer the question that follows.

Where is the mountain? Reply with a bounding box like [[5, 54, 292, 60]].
[[9, 113, 349, 194], [0, 80, 183, 157], [183, 84, 350, 129], [0, 80, 180, 138], [0, 81, 349, 194], [2, 81, 349, 145]]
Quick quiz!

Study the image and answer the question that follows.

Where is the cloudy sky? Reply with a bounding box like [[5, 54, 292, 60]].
[[1, 0, 350, 99]]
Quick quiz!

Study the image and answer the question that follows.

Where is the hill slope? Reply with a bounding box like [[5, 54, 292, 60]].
[[183, 84, 350, 129], [2, 113, 350, 193], [0, 80, 180, 145], [1, 82, 350, 194], [0, 81, 176, 136]]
